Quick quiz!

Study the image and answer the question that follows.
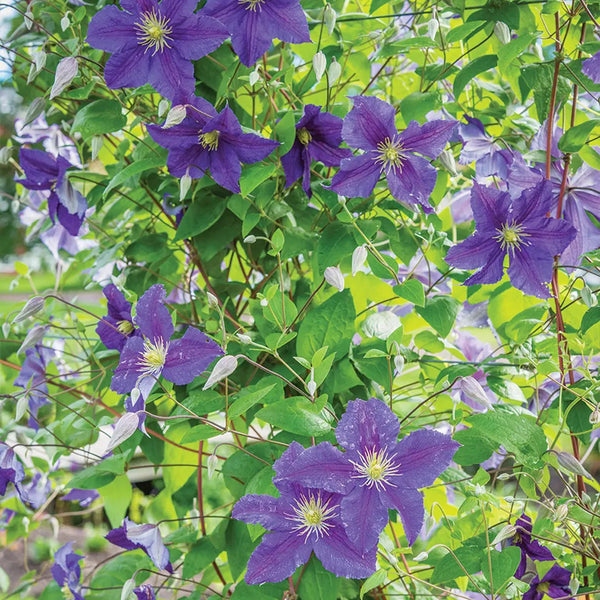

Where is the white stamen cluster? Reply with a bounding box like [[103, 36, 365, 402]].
[[286, 493, 336, 541], [135, 10, 173, 55], [139, 338, 169, 377], [349, 446, 401, 491]]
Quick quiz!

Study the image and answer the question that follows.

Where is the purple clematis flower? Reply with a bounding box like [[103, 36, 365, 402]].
[[281, 104, 351, 197], [445, 180, 576, 298], [19, 473, 51, 509], [111, 284, 223, 400], [523, 564, 573, 600], [511, 514, 554, 579], [134, 584, 155, 600], [329, 96, 455, 212], [62, 488, 101, 507], [202, 0, 311, 67], [17, 148, 86, 236], [457, 115, 513, 180], [0, 443, 25, 497], [106, 517, 172, 572], [96, 284, 138, 351], [233, 441, 377, 584], [583, 50, 600, 83], [147, 96, 279, 193], [13, 345, 53, 430], [276, 399, 459, 552], [51, 543, 85, 600], [86, 0, 228, 100]]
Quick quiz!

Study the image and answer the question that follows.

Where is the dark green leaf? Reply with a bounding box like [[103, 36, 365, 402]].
[[72, 100, 127, 138]]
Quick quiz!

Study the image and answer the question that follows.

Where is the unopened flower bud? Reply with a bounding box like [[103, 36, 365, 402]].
[[60, 13, 70, 31], [158, 99, 169, 118], [180, 173, 191, 199], [244, 235, 257, 244], [2, 322, 10, 338], [328, 58, 342, 84], [555, 451, 593, 479], [394, 354, 405, 375], [50, 56, 78, 100], [91, 135, 103, 161], [260, 298, 268, 307], [494, 21, 511, 45], [206, 292, 219, 308], [324, 266, 344, 292], [492, 524, 516, 545], [237, 333, 252, 344], [590, 406, 600, 424], [107, 412, 140, 451], [249, 68, 260, 86], [130, 387, 141, 404], [352, 245, 368, 276], [164, 104, 187, 128], [0, 147, 11, 164], [207, 453, 219, 479], [581, 286, 597, 308], [439, 149, 457, 176], [460, 376, 493, 410], [203, 355, 238, 390], [554, 503, 569, 522], [324, 4, 336, 34], [313, 51, 327, 83], [121, 578, 135, 600], [24, 6, 34, 29], [13, 296, 45, 323], [413, 551, 428, 561], [18, 324, 48, 355], [427, 19, 439, 40]]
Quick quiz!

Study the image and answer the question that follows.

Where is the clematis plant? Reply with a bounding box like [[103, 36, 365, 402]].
[[445, 180, 576, 298], [233, 441, 377, 584], [110, 284, 222, 400], [202, 0, 311, 67], [13, 345, 52, 429], [511, 514, 554, 578], [86, 0, 228, 99], [330, 96, 456, 212], [96, 284, 137, 352]]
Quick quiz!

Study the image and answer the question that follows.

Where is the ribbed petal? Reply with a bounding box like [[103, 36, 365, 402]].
[[314, 526, 377, 580], [329, 153, 381, 199], [233, 132, 279, 164], [569, 164, 600, 214], [134, 284, 174, 341], [583, 51, 600, 84], [209, 144, 242, 192], [149, 49, 195, 100], [232, 7, 274, 66], [244, 531, 311, 585], [104, 47, 152, 90], [398, 119, 456, 159], [524, 216, 576, 256], [342, 96, 396, 150], [463, 243, 506, 287], [512, 180, 555, 222], [507, 154, 544, 197], [171, 14, 229, 60], [147, 120, 203, 150], [111, 336, 145, 394], [507, 245, 554, 299], [470, 181, 511, 231], [446, 234, 499, 270], [96, 316, 129, 351], [336, 398, 400, 453], [391, 429, 458, 489], [232, 494, 293, 531], [166, 146, 209, 179], [310, 140, 352, 167], [18, 148, 59, 189], [340, 485, 387, 552], [86, 5, 137, 53], [262, 0, 311, 44], [281, 140, 304, 188], [562, 200, 600, 265], [162, 327, 223, 384], [386, 154, 437, 212], [160, 0, 200, 20], [381, 486, 425, 545]]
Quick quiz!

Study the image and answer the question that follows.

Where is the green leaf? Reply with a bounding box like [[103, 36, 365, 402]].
[[581, 306, 600, 333], [72, 100, 127, 138], [183, 538, 220, 579], [317, 222, 356, 275], [240, 163, 276, 196], [296, 289, 356, 360], [228, 379, 283, 418], [274, 111, 296, 154], [558, 119, 600, 153], [360, 569, 387, 599], [67, 455, 127, 489], [480, 547, 521, 593], [180, 424, 221, 443], [98, 474, 132, 528], [486, 377, 527, 403], [415, 296, 460, 337], [255, 396, 331, 436], [103, 156, 166, 197], [498, 33, 536, 73], [453, 55, 498, 98], [400, 91, 440, 124], [297, 559, 341, 600], [378, 36, 437, 57], [87, 554, 153, 600], [173, 196, 228, 241], [431, 543, 485, 584], [393, 279, 425, 307]]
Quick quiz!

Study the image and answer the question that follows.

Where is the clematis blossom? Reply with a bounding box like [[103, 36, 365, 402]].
[[134, 585, 155, 600], [445, 180, 576, 298], [281, 104, 351, 197], [62, 488, 101, 507], [276, 398, 459, 552], [51, 543, 85, 600], [86, 0, 228, 99], [233, 441, 377, 584], [106, 518, 172, 572], [110, 284, 223, 400], [202, 0, 311, 67], [523, 564, 573, 600], [329, 96, 456, 212], [96, 284, 138, 351], [17, 149, 87, 236], [147, 96, 279, 193], [510, 514, 554, 579]]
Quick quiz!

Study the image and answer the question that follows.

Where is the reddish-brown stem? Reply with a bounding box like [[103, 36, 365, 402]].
[[198, 441, 207, 536]]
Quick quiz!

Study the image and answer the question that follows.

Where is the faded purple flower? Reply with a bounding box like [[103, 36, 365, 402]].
[[19, 472, 51, 509], [202, 0, 311, 67], [86, 0, 228, 99], [13, 345, 52, 430], [277, 398, 459, 552], [329, 96, 455, 212], [148, 97, 279, 193], [0, 443, 25, 497], [281, 104, 351, 197], [106, 517, 172, 572], [17, 148, 86, 236], [583, 51, 600, 84], [96, 284, 137, 351], [233, 441, 377, 584], [111, 284, 223, 399], [458, 115, 513, 179], [51, 543, 85, 600], [523, 564, 573, 600], [445, 180, 576, 298], [511, 514, 554, 579], [62, 488, 101, 507], [134, 585, 156, 600]]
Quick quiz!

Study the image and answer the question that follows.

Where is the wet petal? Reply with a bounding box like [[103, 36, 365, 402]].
[[104, 47, 152, 90], [232, 494, 293, 531], [342, 96, 396, 150], [134, 284, 174, 341], [340, 485, 388, 552], [507, 245, 554, 299], [329, 153, 381, 198], [381, 486, 425, 545]]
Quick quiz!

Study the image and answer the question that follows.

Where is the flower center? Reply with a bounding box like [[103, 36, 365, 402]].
[[135, 10, 173, 55], [374, 137, 406, 173], [494, 222, 529, 253], [139, 338, 169, 377], [350, 447, 400, 491], [61, 585, 74, 600], [286, 493, 336, 542], [238, 0, 265, 11], [297, 127, 312, 146], [117, 320, 134, 335], [199, 130, 220, 151], [537, 582, 550, 594]]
